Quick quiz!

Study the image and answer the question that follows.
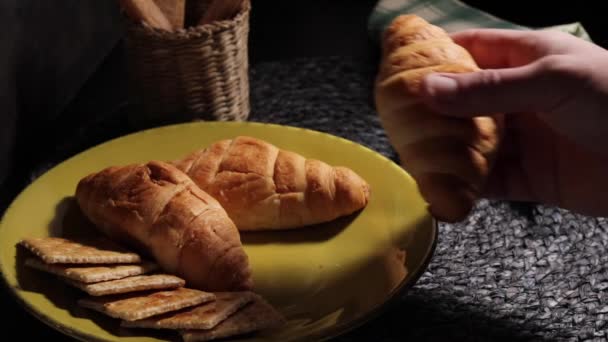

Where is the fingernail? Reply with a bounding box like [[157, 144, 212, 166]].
[[424, 74, 458, 97]]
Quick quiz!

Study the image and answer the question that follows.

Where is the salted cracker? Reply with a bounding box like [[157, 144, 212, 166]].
[[19, 237, 141, 264], [66, 274, 185, 296], [122, 291, 255, 330], [180, 295, 285, 342], [24, 258, 158, 283], [78, 287, 215, 321]]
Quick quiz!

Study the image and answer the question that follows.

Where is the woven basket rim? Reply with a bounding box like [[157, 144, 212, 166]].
[[126, 0, 251, 41]]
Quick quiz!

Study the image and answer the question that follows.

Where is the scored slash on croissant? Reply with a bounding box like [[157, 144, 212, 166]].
[[75, 161, 253, 292], [172, 136, 370, 231], [374, 15, 503, 222]]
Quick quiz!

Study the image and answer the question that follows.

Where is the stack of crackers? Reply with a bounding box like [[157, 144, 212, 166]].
[[19, 237, 285, 342]]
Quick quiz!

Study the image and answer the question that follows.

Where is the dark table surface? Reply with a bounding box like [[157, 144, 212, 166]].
[[2, 1, 607, 341]]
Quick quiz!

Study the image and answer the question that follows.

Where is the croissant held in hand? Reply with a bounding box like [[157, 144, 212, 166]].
[[172, 136, 370, 231], [75, 161, 252, 291], [374, 14, 503, 222]]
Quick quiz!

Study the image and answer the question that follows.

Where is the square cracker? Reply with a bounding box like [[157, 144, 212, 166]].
[[122, 291, 255, 330], [180, 295, 285, 342], [19, 237, 141, 264], [78, 288, 214, 321], [25, 258, 158, 283], [66, 274, 185, 296]]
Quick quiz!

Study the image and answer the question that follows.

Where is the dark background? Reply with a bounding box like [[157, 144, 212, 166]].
[[5, 0, 607, 204], [248, 1, 607, 62], [2, 1, 606, 340]]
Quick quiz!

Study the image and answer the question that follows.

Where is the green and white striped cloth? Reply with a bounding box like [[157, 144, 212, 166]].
[[368, 0, 592, 43]]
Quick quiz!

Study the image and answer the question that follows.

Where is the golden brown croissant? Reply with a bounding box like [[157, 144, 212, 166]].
[[374, 15, 502, 222], [75, 160, 253, 291], [172, 136, 370, 231]]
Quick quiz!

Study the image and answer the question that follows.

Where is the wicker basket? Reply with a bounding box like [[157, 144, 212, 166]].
[[124, 0, 251, 129]]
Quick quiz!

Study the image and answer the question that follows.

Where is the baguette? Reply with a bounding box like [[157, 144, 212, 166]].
[[117, 0, 173, 31], [152, 0, 185, 29], [199, 0, 244, 25]]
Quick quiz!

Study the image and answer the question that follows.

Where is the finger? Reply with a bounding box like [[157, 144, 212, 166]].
[[449, 29, 547, 68], [399, 138, 489, 188], [481, 150, 534, 202], [416, 172, 477, 223], [418, 55, 582, 117]]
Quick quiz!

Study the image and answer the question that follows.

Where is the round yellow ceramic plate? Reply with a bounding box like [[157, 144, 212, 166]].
[[0, 121, 436, 342]]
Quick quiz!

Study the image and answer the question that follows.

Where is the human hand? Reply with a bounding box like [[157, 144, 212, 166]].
[[419, 29, 608, 217]]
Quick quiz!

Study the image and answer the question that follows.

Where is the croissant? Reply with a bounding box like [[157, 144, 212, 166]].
[[374, 14, 502, 222], [75, 160, 253, 291], [172, 136, 370, 231]]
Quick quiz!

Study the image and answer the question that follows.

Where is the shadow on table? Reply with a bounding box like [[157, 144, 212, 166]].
[[335, 288, 558, 342]]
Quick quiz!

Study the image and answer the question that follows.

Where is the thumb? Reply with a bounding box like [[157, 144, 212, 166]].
[[419, 56, 578, 116]]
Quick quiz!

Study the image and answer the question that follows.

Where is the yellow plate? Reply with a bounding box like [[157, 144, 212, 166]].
[[0, 121, 436, 342]]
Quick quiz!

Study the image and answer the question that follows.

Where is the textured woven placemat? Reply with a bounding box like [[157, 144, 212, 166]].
[[249, 57, 608, 342], [16, 56, 608, 342]]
